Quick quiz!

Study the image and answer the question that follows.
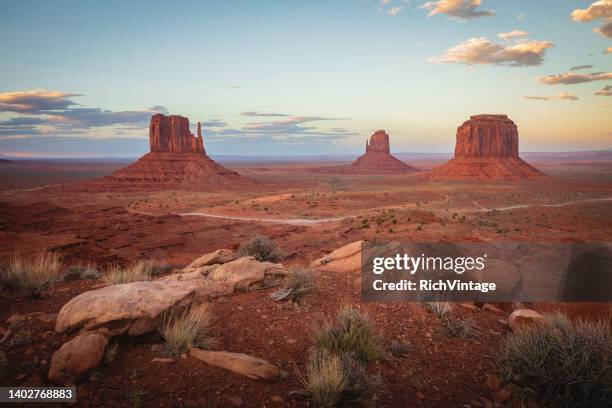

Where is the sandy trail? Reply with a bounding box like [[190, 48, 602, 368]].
[[128, 196, 612, 226]]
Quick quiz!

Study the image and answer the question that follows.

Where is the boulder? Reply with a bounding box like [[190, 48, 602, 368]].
[[310, 241, 364, 273], [185, 249, 237, 270], [55, 256, 287, 336], [189, 348, 285, 381], [508, 309, 544, 331], [48, 333, 108, 383]]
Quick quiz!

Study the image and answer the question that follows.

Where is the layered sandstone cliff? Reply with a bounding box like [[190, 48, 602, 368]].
[[105, 114, 247, 188], [425, 115, 543, 180]]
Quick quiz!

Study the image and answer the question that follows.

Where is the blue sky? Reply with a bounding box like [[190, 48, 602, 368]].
[[0, 0, 611, 157]]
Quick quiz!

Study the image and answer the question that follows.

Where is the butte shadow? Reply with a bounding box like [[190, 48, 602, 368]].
[[315, 130, 418, 174], [424, 115, 544, 181]]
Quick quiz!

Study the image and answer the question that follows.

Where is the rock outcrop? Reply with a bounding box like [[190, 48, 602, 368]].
[[316, 130, 417, 174], [105, 114, 249, 189], [55, 256, 288, 336], [425, 115, 544, 180]]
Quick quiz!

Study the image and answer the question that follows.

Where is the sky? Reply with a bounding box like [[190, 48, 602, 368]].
[[0, 0, 611, 158]]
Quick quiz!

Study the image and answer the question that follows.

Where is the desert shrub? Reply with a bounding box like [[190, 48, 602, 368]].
[[237, 235, 281, 262], [424, 298, 454, 319], [63, 262, 100, 281], [497, 313, 611, 408], [141, 260, 172, 276], [1, 252, 62, 297], [315, 306, 382, 362], [103, 262, 152, 284], [160, 301, 214, 357], [270, 267, 316, 301], [299, 350, 348, 408], [437, 316, 479, 339]]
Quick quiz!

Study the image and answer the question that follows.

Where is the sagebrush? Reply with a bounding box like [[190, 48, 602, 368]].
[[1, 252, 62, 297]]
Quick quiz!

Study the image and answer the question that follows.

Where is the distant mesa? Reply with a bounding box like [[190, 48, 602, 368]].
[[425, 115, 544, 180], [317, 130, 418, 174], [105, 114, 249, 188]]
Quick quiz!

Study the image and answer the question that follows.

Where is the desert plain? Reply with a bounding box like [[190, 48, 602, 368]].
[[0, 146, 610, 407]]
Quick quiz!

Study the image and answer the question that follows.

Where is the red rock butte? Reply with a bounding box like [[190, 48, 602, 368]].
[[317, 130, 417, 174], [425, 115, 544, 180], [106, 114, 248, 188]]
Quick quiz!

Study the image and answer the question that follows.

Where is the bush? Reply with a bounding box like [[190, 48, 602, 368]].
[[237, 235, 281, 262], [497, 313, 611, 408], [141, 260, 172, 276], [437, 316, 479, 339], [424, 298, 454, 319], [102, 262, 152, 284], [63, 262, 100, 281], [315, 306, 382, 363], [270, 267, 316, 301], [160, 301, 214, 357], [298, 350, 348, 408], [1, 252, 62, 297]]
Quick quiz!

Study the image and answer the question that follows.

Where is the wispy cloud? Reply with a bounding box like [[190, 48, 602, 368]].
[[571, 1, 612, 38], [420, 0, 495, 21], [539, 71, 612, 85], [201, 119, 227, 128], [0, 89, 167, 139], [497, 30, 529, 41], [240, 111, 291, 117], [429, 36, 553, 66], [523, 93, 578, 101], [595, 85, 612, 96], [569, 64, 594, 71]]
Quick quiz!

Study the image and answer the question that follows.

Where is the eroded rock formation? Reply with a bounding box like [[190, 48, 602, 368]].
[[425, 115, 544, 180], [317, 130, 417, 174], [105, 114, 248, 189]]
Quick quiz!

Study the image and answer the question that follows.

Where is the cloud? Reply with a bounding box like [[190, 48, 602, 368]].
[[571, 1, 612, 22], [570, 64, 594, 71], [387, 6, 404, 16], [0, 89, 81, 114], [429, 37, 553, 66], [539, 71, 612, 85], [594, 20, 612, 37], [420, 0, 495, 20], [523, 93, 578, 101], [201, 119, 227, 128], [0, 89, 167, 139], [571, 1, 612, 37], [595, 85, 612, 96], [240, 111, 291, 117], [497, 30, 530, 40]]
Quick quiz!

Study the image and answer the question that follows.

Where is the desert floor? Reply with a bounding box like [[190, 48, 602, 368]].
[[0, 158, 611, 407]]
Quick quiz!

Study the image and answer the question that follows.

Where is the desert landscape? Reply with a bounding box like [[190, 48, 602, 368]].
[[1, 1, 611, 407], [0, 111, 610, 407]]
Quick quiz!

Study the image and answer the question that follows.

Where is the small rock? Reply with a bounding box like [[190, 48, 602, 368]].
[[189, 348, 285, 381], [286, 339, 297, 344], [508, 309, 544, 331], [228, 396, 244, 407], [151, 357, 175, 364], [35, 313, 58, 324], [271, 395, 283, 403], [486, 374, 500, 391], [48, 332, 108, 384], [482, 304, 505, 314]]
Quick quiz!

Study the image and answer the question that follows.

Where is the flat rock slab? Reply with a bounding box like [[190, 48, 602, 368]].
[[189, 348, 284, 381]]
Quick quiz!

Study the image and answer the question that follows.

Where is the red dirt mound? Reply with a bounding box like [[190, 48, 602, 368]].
[[425, 115, 544, 180]]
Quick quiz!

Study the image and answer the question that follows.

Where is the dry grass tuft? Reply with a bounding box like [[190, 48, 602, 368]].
[[270, 267, 316, 301], [497, 313, 611, 407], [424, 298, 454, 319], [237, 235, 282, 262], [141, 260, 173, 276], [298, 350, 348, 408], [102, 262, 152, 284], [1, 252, 62, 297], [63, 262, 100, 281], [160, 301, 215, 357], [315, 306, 382, 363]]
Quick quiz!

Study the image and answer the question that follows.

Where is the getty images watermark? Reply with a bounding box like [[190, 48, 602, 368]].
[[360, 242, 612, 302]]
